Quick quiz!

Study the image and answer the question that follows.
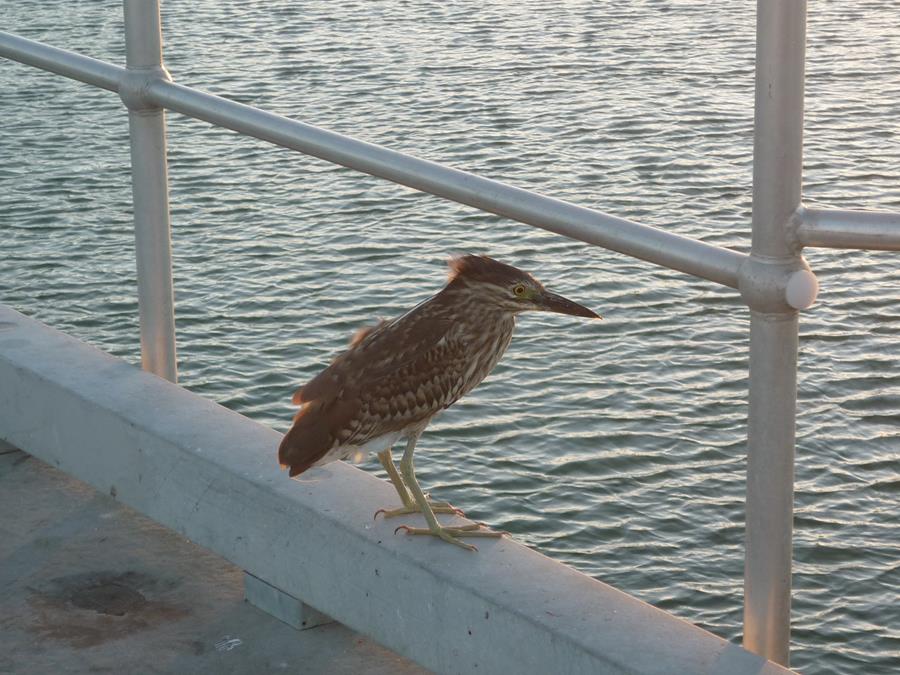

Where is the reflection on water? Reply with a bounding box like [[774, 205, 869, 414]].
[[1, 1, 899, 673]]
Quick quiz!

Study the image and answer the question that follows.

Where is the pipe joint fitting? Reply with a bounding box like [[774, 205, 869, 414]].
[[783, 205, 808, 254], [118, 65, 171, 113], [738, 254, 818, 314]]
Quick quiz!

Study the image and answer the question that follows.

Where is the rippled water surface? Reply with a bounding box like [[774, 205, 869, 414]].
[[2, 1, 899, 672]]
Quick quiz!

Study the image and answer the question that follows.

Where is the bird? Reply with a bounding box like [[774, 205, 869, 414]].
[[278, 254, 600, 550]]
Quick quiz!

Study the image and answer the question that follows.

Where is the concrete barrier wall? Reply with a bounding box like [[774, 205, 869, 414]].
[[0, 305, 790, 675]]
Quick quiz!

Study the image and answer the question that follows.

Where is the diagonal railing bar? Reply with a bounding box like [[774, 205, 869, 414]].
[[0, 30, 745, 290], [148, 79, 747, 287], [3, 30, 894, 258], [0, 30, 121, 91]]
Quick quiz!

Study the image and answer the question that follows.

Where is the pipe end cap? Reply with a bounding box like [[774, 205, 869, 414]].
[[785, 269, 818, 310]]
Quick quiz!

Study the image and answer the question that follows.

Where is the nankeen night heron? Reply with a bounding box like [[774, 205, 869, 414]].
[[279, 255, 600, 550]]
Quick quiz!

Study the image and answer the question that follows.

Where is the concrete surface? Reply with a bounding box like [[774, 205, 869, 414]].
[[0, 446, 427, 675]]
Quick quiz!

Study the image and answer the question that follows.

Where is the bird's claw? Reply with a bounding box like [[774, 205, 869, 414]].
[[392, 522, 508, 551], [374, 502, 465, 519]]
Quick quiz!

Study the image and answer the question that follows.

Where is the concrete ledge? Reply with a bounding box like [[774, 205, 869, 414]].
[[0, 305, 792, 675]]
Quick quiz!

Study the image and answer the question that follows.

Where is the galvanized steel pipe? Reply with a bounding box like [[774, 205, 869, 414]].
[[0, 29, 746, 290], [122, 0, 177, 383], [796, 207, 900, 250], [0, 30, 122, 92], [144, 79, 746, 288], [742, 0, 808, 666]]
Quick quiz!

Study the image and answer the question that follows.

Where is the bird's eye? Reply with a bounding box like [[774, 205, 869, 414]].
[[513, 284, 526, 296]]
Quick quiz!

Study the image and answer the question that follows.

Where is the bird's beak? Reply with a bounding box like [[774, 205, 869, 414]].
[[538, 290, 601, 319]]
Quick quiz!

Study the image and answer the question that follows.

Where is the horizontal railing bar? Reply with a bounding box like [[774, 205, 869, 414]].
[[0, 31, 122, 92], [796, 207, 900, 251], [0, 30, 746, 288]]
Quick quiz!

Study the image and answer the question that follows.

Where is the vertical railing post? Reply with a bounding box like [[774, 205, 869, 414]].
[[121, 0, 177, 382], [741, 0, 809, 666]]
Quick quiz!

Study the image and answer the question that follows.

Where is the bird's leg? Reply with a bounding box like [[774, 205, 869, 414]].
[[374, 447, 461, 518], [393, 434, 506, 551], [376, 448, 412, 504]]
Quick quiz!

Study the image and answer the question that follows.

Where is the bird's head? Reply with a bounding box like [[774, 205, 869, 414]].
[[446, 255, 601, 319]]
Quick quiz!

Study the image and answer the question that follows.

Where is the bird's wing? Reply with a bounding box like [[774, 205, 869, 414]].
[[292, 308, 455, 405], [357, 327, 472, 430], [278, 317, 466, 476]]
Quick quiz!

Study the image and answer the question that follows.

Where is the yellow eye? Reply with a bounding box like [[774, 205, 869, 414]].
[[513, 284, 526, 297]]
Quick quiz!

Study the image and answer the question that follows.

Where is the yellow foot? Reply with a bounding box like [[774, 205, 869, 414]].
[[393, 522, 509, 551], [374, 501, 465, 519]]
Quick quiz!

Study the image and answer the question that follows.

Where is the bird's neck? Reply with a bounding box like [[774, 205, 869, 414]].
[[435, 286, 518, 327]]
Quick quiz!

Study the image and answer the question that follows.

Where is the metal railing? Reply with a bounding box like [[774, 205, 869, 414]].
[[1, 0, 898, 666]]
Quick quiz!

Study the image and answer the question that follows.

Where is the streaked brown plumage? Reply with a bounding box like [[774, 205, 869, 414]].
[[279, 254, 599, 549]]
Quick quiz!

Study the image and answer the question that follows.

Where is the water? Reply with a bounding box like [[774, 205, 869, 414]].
[[2, 1, 899, 672]]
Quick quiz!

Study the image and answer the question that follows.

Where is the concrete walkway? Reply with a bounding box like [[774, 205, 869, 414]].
[[0, 445, 428, 674]]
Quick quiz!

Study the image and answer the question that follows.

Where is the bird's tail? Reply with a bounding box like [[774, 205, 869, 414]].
[[278, 401, 334, 477]]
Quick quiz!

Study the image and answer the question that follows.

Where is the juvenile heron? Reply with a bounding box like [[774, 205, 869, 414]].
[[279, 254, 600, 550]]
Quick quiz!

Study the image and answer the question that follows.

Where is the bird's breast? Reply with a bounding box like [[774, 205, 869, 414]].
[[449, 315, 515, 402]]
